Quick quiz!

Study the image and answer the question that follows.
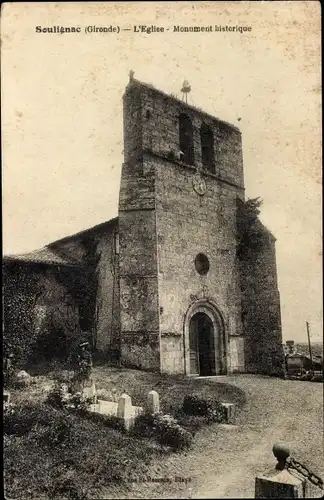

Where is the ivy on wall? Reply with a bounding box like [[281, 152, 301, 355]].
[[3, 264, 42, 366], [236, 197, 264, 261], [3, 262, 83, 368]]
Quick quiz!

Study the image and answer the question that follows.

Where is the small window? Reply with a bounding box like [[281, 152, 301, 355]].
[[200, 123, 215, 174], [195, 253, 210, 275], [179, 113, 194, 165]]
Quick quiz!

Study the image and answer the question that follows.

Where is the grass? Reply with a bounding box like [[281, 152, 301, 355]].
[[9, 363, 246, 418], [4, 402, 162, 500], [5, 364, 246, 500], [90, 364, 246, 414]]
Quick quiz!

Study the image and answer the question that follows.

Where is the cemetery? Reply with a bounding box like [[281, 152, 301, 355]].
[[3, 345, 323, 499]]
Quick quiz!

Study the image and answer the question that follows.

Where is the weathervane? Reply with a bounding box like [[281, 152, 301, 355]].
[[181, 79, 191, 103], [129, 70, 135, 82]]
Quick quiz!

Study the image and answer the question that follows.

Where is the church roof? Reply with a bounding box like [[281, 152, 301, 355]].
[[3, 217, 119, 268], [48, 217, 118, 247], [3, 247, 81, 268]]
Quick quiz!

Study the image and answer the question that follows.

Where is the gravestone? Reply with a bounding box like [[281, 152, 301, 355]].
[[117, 393, 134, 431], [147, 390, 160, 414]]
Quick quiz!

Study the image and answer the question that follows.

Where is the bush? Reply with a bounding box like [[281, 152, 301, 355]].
[[132, 413, 156, 438], [46, 383, 68, 409], [46, 384, 92, 416], [133, 412, 193, 451], [183, 395, 226, 423], [32, 412, 74, 448], [4, 402, 159, 500], [4, 402, 57, 436], [173, 407, 207, 435], [75, 408, 125, 433], [154, 413, 193, 450], [68, 337, 93, 390], [53, 369, 74, 384], [65, 392, 92, 414]]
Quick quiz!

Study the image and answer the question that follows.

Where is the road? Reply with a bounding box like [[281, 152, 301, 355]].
[[124, 374, 323, 499]]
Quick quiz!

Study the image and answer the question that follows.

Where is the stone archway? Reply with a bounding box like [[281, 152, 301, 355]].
[[184, 299, 227, 376]]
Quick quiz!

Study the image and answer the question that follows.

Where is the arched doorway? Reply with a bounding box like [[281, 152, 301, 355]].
[[189, 312, 215, 375], [184, 300, 227, 376]]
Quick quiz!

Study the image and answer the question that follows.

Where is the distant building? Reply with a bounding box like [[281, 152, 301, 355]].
[[3, 76, 283, 376]]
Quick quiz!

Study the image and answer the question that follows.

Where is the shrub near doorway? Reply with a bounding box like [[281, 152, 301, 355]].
[[183, 395, 227, 423]]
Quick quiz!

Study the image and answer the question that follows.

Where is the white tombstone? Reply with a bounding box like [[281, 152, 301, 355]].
[[147, 390, 160, 414], [117, 393, 134, 431]]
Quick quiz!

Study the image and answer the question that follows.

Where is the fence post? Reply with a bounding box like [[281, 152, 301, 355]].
[[219, 402, 235, 424], [255, 443, 307, 498]]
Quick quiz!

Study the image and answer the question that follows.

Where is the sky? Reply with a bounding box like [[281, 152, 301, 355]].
[[2, 1, 322, 343]]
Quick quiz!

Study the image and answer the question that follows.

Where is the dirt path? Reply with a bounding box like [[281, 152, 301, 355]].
[[115, 375, 323, 499]]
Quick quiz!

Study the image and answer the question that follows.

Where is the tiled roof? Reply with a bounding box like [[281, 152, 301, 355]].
[[3, 217, 119, 268], [3, 246, 81, 268], [48, 217, 118, 247]]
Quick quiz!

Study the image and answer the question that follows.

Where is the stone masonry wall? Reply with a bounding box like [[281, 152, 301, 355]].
[[136, 79, 244, 189], [95, 228, 120, 353], [118, 83, 161, 371], [240, 225, 282, 374], [121, 79, 246, 374], [48, 220, 120, 354], [154, 157, 244, 374], [120, 78, 282, 375]]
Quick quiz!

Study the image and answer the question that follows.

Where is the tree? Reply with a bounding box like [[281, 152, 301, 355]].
[[236, 197, 264, 261]]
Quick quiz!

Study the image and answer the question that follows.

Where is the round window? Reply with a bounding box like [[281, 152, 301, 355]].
[[195, 253, 210, 275]]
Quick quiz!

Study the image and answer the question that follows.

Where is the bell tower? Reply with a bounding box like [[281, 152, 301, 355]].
[[119, 74, 247, 374]]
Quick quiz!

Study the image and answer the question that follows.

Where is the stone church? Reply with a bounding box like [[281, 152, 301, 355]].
[[3, 75, 283, 376]]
